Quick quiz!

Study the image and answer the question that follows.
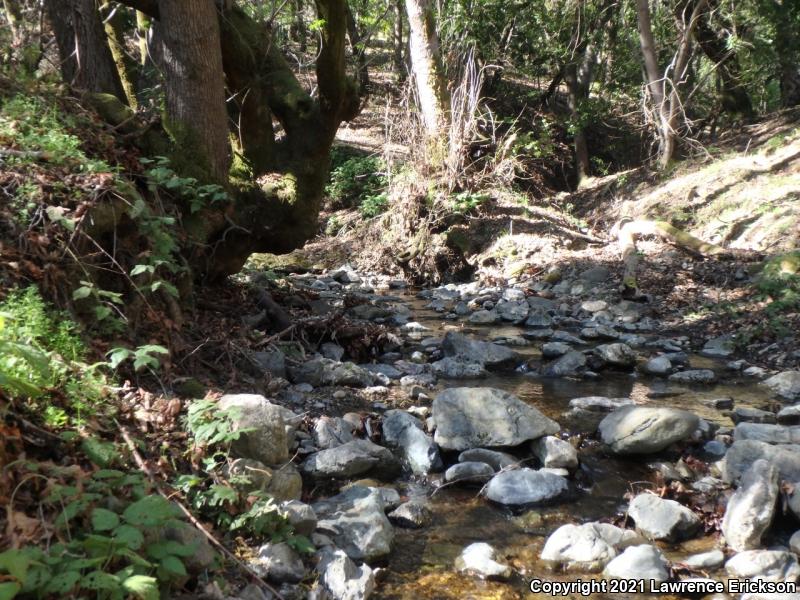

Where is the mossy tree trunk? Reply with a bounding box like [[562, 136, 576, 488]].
[[100, 2, 139, 109]]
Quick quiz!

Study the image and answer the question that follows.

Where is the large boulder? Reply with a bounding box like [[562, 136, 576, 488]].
[[722, 459, 778, 551], [725, 550, 800, 582], [764, 371, 800, 401], [734, 423, 800, 444], [441, 332, 520, 370], [598, 405, 699, 455], [218, 394, 291, 466], [720, 439, 800, 483], [484, 468, 568, 506], [458, 448, 517, 471], [531, 436, 579, 469], [251, 542, 305, 583], [313, 416, 355, 449], [312, 486, 394, 562], [288, 358, 374, 387], [593, 343, 638, 369], [541, 522, 641, 572], [302, 440, 400, 480], [627, 494, 700, 542], [432, 387, 559, 451], [431, 357, 487, 379], [542, 351, 587, 378]]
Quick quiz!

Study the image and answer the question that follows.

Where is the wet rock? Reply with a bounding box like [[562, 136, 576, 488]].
[[312, 486, 394, 561], [431, 357, 486, 379], [642, 356, 671, 376], [722, 459, 778, 551], [668, 369, 717, 384], [598, 405, 699, 455], [541, 522, 640, 572], [279, 500, 317, 536], [778, 405, 800, 425], [528, 297, 558, 312], [731, 407, 777, 424], [484, 468, 568, 506], [381, 410, 442, 475], [455, 543, 512, 579], [252, 542, 305, 583], [542, 342, 571, 359], [432, 387, 560, 451], [725, 550, 800, 582], [444, 461, 495, 484], [551, 331, 585, 345], [580, 325, 619, 341], [705, 397, 735, 409], [469, 310, 499, 324], [628, 494, 701, 542], [522, 327, 554, 340], [302, 440, 400, 480], [701, 335, 735, 358], [313, 417, 355, 449], [593, 343, 638, 368], [683, 549, 725, 570], [531, 436, 578, 469], [721, 439, 800, 483], [312, 547, 375, 600], [602, 545, 669, 583], [219, 394, 290, 466], [496, 301, 529, 323], [525, 313, 553, 328], [388, 501, 433, 529], [288, 358, 374, 388], [458, 448, 517, 471], [734, 423, 800, 444], [441, 332, 520, 370], [569, 396, 634, 412], [543, 351, 587, 378], [764, 371, 800, 401]]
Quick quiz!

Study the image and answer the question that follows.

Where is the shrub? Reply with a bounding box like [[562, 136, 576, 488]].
[[325, 155, 387, 211]]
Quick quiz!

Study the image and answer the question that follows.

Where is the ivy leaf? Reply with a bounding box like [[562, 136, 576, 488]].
[[145, 541, 194, 560], [106, 347, 132, 369], [81, 570, 120, 592], [122, 496, 180, 527], [91, 508, 120, 532], [158, 555, 187, 578], [121, 575, 158, 600], [42, 571, 81, 595], [112, 524, 144, 551], [0, 582, 21, 600]]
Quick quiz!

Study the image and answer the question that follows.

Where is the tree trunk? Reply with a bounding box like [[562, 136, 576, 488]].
[[101, 2, 140, 108], [345, 3, 370, 94], [564, 62, 590, 184], [155, 0, 230, 183], [405, 0, 450, 138], [135, 10, 150, 65], [291, 0, 307, 52], [44, 0, 127, 100], [772, 0, 800, 107], [393, 0, 405, 79], [3, 0, 22, 46]]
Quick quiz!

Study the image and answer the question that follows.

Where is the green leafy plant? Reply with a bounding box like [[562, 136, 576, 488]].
[[325, 155, 387, 211], [449, 191, 490, 214], [107, 344, 170, 372], [142, 156, 228, 214]]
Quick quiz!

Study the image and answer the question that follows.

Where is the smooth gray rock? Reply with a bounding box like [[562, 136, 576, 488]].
[[628, 494, 701, 542], [484, 468, 568, 506], [431, 357, 487, 379], [731, 407, 777, 424], [531, 436, 578, 469], [496, 301, 529, 323], [219, 394, 290, 466], [543, 351, 587, 378], [541, 522, 640, 572], [525, 313, 553, 328], [382, 410, 442, 475], [288, 358, 374, 387], [721, 439, 800, 483], [722, 459, 778, 551], [441, 332, 519, 370], [432, 387, 560, 451], [313, 416, 355, 449], [602, 545, 669, 582], [444, 461, 495, 484], [455, 543, 512, 579], [568, 396, 634, 412], [458, 448, 518, 471], [593, 343, 638, 368], [701, 335, 735, 358], [580, 325, 619, 341], [725, 550, 800, 582], [252, 349, 287, 378], [683, 549, 725, 570], [598, 405, 699, 455], [302, 439, 400, 480], [313, 547, 375, 600], [778, 405, 800, 425], [668, 369, 717, 384], [312, 487, 394, 561], [642, 356, 671, 376], [764, 371, 800, 401], [468, 310, 499, 324], [542, 342, 571, 359], [388, 501, 432, 529], [279, 500, 317, 536], [320, 342, 345, 361], [252, 542, 305, 583], [734, 423, 800, 444], [581, 300, 608, 313]]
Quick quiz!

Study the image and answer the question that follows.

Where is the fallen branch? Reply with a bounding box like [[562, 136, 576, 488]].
[[117, 422, 286, 600]]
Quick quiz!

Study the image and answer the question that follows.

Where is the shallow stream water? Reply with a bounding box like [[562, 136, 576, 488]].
[[362, 290, 778, 600]]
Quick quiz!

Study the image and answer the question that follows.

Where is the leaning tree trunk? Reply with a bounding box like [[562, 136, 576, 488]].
[[155, 0, 230, 183], [44, 0, 127, 99], [101, 2, 140, 108], [405, 0, 450, 138], [393, 0, 405, 79]]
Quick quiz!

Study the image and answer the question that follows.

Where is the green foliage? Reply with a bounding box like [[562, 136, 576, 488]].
[[185, 398, 247, 448], [756, 252, 800, 315], [0, 287, 107, 426], [0, 467, 194, 600], [325, 154, 388, 213], [107, 344, 170, 372], [448, 191, 490, 214], [142, 156, 229, 214]]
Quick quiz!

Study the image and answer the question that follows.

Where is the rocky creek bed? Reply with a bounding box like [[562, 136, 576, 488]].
[[218, 263, 800, 600]]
